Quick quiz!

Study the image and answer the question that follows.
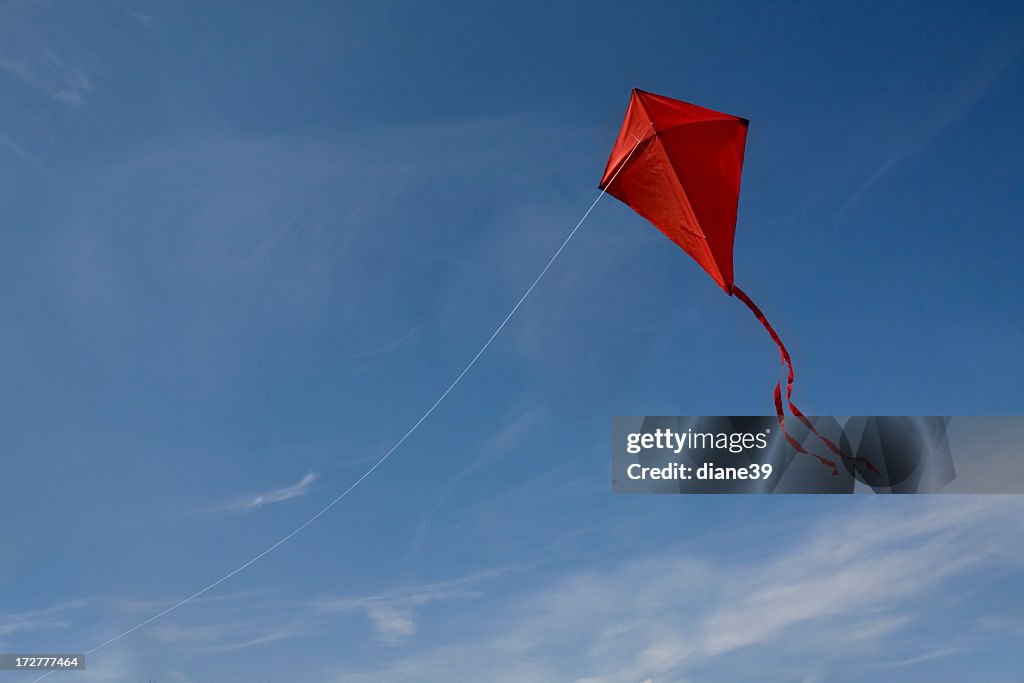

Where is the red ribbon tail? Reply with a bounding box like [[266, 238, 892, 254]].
[[732, 285, 840, 476], [790, 403, 880, 475]]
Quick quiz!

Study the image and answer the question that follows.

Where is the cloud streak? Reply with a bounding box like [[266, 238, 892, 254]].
[[0, 132, 41, 166], [209, 472, 320, 513], [311, 567, 515, 644], [0, 598, 95, 641], [0, 50, 93, 105], [326, 497, 1024, 683], [838, 30, 1022, 214], [139, 568, 515, 654]]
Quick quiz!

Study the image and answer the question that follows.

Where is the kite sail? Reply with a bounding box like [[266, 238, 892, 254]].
[[600, 88, 874, 475]]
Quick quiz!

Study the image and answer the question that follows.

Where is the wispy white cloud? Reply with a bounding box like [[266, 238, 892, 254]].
[[311, 568, 513, 644], [141, 568, 515, 654], [335, 327, 420, 362], [408, 406, 542, 554], [838, 31, 1022, 214], [0, 597, 95, 639], [125, 9, 153, 26], [150, 619, 302, 654], [0, 132, 41, 166], [73, 649, 136, 682], [0, 49, 93, 105], [364, 602, 417, 642], [325, 497, 1024, 682], [207, 471, 319, 513], [107, 589, 305, 655], [110, 589, 274, 614]]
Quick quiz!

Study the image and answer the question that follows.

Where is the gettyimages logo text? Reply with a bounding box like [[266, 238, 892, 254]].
[[625, 428, 770, 455]]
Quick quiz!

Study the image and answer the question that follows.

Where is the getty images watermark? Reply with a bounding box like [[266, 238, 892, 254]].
[[612, 416, 1024, 494]]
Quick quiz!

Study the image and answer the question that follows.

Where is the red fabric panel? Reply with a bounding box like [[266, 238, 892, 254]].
[[600, 89, 747, 293], [604, 136, 724, 288]]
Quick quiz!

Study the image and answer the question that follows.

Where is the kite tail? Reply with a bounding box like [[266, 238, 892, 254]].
[[731, 285, 878, 476]]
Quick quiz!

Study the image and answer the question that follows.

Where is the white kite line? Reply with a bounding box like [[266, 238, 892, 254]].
[[33, 126, 652, 680]]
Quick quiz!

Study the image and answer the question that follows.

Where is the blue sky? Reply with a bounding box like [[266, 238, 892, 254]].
[[2, 1, 1023, 681]]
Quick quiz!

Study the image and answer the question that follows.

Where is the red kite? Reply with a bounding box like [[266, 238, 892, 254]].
[[601, 89, 875, 475]]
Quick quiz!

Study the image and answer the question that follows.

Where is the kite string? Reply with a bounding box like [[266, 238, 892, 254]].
[[29, 125, 655, 683]]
